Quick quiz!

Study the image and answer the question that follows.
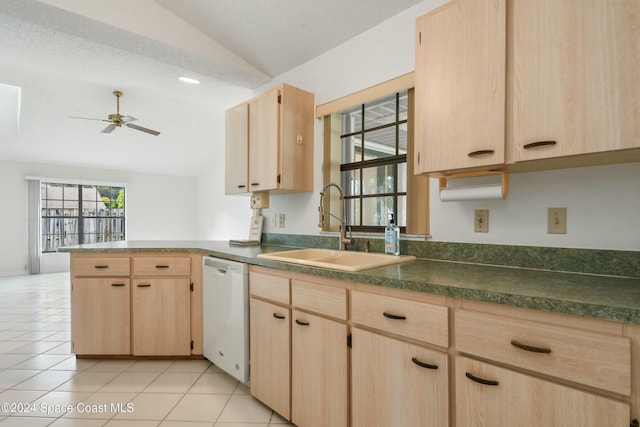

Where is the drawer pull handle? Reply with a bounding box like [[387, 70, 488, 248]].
[[111, 283, 126, 287], [237, 184, 246, 188], [468, 149, 495, 157], [295, 319, 310, 326], [383, 312, 406, 320], [251, 182, 260, 186], [510, 340, 551, 354], [272, 313, 286, 320], [155, 265, 170, 269], [137, 283, 151, 288], [465, 372, 499, 386], [94, 265, 109, 269], [411, 357, 438, 370], [523, 140, 557, 150]]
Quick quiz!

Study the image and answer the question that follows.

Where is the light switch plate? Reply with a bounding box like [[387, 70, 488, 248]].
[[548, 208, 567, 234], [474, 209, 489, 233]]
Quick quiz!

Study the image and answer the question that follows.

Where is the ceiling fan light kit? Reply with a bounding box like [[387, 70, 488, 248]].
[[71, 90, 161, 136]]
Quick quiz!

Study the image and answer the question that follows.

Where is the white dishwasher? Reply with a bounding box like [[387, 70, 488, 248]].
[[202, 256, 249, 384]]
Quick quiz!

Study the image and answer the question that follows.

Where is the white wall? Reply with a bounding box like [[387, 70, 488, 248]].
[[199, 0, 640, 251], [0, 159, 198, 276]]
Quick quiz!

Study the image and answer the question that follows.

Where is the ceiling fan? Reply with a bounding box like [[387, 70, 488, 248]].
[[71, 90, 161, 136]]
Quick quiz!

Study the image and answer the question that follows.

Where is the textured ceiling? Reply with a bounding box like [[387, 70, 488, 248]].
[[0, 0, 425, 176]]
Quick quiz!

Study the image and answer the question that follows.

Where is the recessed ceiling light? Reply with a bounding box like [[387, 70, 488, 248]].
[[178, 76, 200, 85]]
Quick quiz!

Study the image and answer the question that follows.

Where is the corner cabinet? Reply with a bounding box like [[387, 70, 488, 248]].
[[225, 83, 315, 195], [455, 304, 633, 426], [70, 253, 202, 357], [414, 0, 506, 174]]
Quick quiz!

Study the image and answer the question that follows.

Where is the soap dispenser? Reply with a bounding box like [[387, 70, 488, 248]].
[[384, 213, 400, 256]]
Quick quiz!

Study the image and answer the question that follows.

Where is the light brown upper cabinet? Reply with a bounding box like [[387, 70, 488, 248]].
[[415, 0, 640, 175], [225, 103, 249, 194], [414, 0, 506, 175], [508, 0, 640, 164], [225, 83, 315, 194]]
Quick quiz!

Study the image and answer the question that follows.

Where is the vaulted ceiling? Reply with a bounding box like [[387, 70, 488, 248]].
[[0, 0, 425, 176]]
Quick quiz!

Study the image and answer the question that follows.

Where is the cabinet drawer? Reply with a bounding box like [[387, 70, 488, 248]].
[[132, 257, 190, 276], [72, 256, 130, 277], [250, 271, 290, 305], [455, 310, 631, 395], [351, 290, 448, 348], [292, 279, 347, 320]]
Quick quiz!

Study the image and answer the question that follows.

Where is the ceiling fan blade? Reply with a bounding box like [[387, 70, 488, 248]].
[[126, 123, 160, 136], [70, 116, 109, 122], [121, 115, 137, 123], [101, 124, 116, 133]]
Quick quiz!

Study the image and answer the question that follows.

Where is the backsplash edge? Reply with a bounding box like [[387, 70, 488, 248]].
[[261, 233, 640, 278]]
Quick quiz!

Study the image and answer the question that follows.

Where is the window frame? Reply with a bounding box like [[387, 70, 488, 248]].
[[320, 73, 429, 236], [339, 91, 408, 232], [40, 182, 126, 253]]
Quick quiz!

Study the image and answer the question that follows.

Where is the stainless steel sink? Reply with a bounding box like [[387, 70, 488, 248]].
[[257, 248, 416, 272]]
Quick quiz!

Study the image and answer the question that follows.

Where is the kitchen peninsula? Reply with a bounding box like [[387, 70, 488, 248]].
[[60, 240, 640, 426]]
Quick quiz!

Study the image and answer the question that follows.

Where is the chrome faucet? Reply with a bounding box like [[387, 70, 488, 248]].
[[318, 183, 353, 250]]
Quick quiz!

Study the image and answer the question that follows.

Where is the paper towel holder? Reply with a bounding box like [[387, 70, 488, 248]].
[[439, 170, 509, 199]]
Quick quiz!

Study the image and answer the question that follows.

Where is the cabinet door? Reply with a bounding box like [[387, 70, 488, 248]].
[[250, 298, 291, 419], [351, 328, 449, 427], [249, 86, 280, 191], [414, 0, 506, 174], [225, 103, 249, 194], [456, 356, 630, 427], [510, 0, 640, 162], [291, 309, 348, 427], [132, 278, 191, 356], [72, 278, 130, 355]]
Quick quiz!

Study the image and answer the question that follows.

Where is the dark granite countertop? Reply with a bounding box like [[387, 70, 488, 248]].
[[59, 240, 640, 324]]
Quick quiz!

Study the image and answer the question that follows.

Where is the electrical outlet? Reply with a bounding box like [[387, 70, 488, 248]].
[[278, 213, 285, 228], [474, 209, 489, 233], [548, 208, 567, 234]]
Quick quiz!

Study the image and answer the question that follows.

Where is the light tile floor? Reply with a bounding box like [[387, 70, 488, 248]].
[[0, 272, 294, 427]]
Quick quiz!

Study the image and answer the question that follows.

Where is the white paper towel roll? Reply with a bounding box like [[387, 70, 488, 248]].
[[439, 184, 504, 201]]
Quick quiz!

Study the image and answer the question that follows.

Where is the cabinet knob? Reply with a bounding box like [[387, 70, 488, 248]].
[[411, 357, 438, 370], [467, 149, 495, 157], [383, 311, 406, 320], [465, 372, 499, 386], [523, 140, 557, 150], [510, 340, 551, 354]]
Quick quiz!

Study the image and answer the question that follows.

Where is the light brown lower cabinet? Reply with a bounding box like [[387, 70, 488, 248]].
[[249, 266, 638, 427], [132, 277, 191, 356], [71, 277, 131, 355], [456, 355, 630, 426], [249, 297, 291, 419], [291, 309, 348, 427], [351, 327, 449, 427], [70, 253, 202, 357]]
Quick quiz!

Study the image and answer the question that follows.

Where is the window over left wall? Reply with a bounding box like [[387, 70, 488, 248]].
[[40, 183, 126, 252]]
